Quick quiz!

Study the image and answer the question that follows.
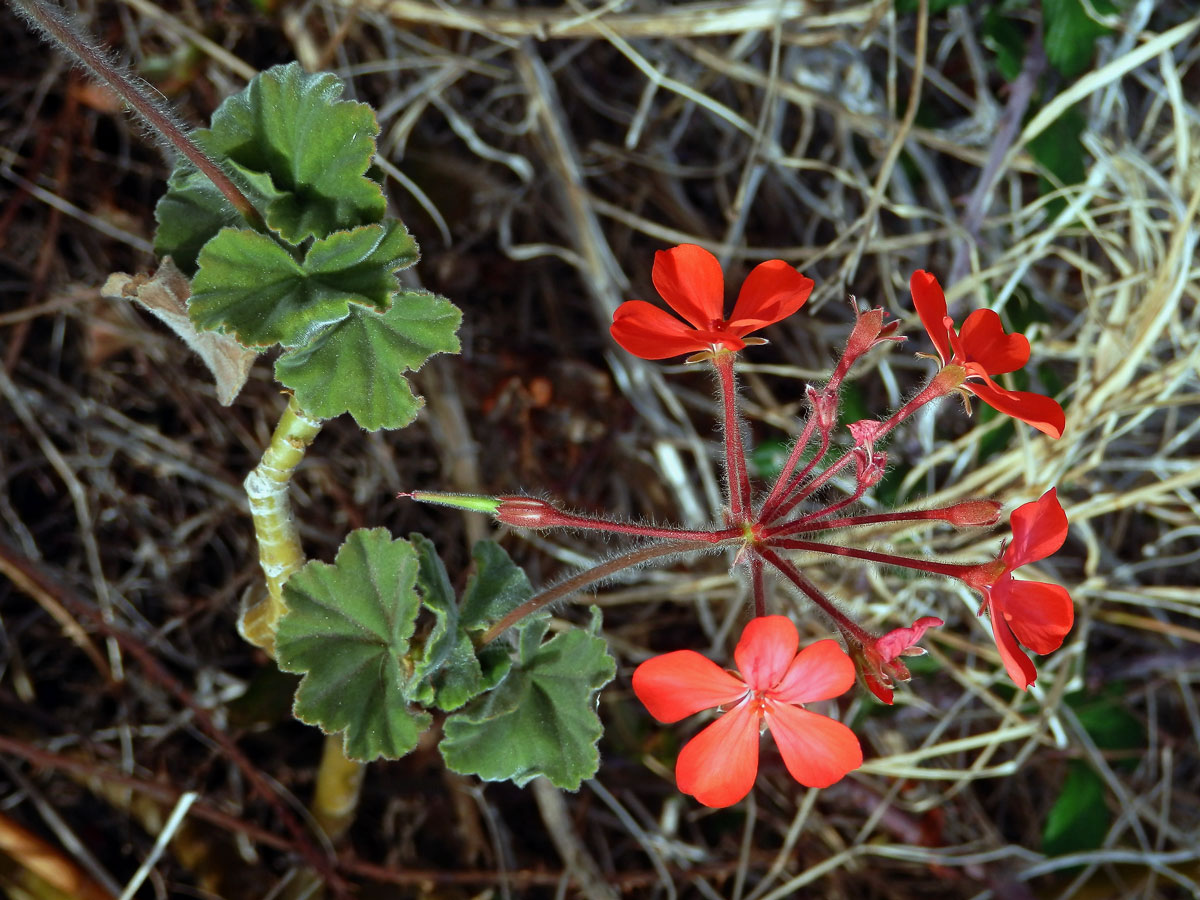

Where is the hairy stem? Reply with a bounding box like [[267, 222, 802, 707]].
[[758, 401, 827, 520], [9, 0, 263, 229], [481, 540, 716, 645], [714, 354, 752, 520], [768, 538, 980, 581], [755, 545, 873, 645]]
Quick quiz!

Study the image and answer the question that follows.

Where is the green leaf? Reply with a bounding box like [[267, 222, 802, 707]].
[[1067, 686, 1145, 755], [200, 62, 385, 243], [1028, 104, 1088, 201], [155, 63, 385, 271], [1042, 0, 1115, 79], [275, 528, 431, 761], [982, 8, 1027, 83], [1043, 760, 1110, 856], [459, 540, 536, 631], [408, 538, 529, 712], [440, 608, 616, 789], [190, 221, 417, 348], [274, 287, 461, 430]]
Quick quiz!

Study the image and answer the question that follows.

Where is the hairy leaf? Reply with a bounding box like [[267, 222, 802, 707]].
[[190, 222, 417, 348], [275, 528, 431, 761], [440, 609, 616, 789], [274, 287, 461, 430]]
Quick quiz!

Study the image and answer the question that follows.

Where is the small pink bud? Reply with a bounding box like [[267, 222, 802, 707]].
[[495, 496, 561, 528], [831, 307, 905, 385], [847, 419, 885, 452], [808, 385, 838, 432], [852, 447, 887, 488], [942, 499, 1002, 527]]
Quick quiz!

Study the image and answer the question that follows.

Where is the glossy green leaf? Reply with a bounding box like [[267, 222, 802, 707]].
[[1043, 760, 1110, 856], [190, 222, 417, 348], [440, 608, 616, 789], [1042, 0, 1115, 79], [274, 287, 461, 430], [982, 8, 1026, 83], [275, 528, 431, 761]]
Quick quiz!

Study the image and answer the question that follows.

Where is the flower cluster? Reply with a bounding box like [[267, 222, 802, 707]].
[[411, 243, 1072, 808]]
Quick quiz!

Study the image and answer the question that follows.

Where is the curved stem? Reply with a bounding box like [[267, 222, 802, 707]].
[[9, 0, 263, 229], [480, 539, 717, 645]]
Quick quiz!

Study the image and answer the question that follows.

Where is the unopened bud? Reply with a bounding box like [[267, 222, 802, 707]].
[[942, 499, 1002, 527], [808, 385, 838, 433], [496, 496, 561, 529], [852, 447, 887, 488]]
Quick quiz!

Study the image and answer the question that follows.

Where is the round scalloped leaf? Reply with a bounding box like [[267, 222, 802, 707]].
[[275, 528, 431, 761], [274, 288, 461, 430], [200, 62, 385, 244], [154, 157, 285, 276], [440, 609, 616, 789], [190, 222, 417, 348]]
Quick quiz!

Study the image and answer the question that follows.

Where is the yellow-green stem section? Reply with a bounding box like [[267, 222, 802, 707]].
[[238, 395, 363, 848], [238, 395, 323, 654]]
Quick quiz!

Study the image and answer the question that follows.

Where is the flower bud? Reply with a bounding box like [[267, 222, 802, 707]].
[[495, 496, 561, 529], [942, 499, 1002, 527]]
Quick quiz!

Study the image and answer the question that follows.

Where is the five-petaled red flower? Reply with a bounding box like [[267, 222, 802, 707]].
[[610, 244, 814, 359], [911, 270, 1065, 438], [632, 616, 862, 807], [975, 489, 1074, 689]]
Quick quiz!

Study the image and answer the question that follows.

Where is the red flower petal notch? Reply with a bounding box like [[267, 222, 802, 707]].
[[632, 616, 862, 807], [970, 489, 1074, 689], [910, 270, 1065, 438], [611, 244, 814, 360]]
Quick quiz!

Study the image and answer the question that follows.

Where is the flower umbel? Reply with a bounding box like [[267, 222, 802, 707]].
[[911, 270, 1065, 438], [632, 616, 862, 807], [968, 489, 1074, 689], [610, 243, 814, 359]]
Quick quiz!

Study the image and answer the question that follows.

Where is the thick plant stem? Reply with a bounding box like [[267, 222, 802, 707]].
[[8, 0, 263, 229], [239, 395, 323, 654], [239, 396, 363, 850], [714, 354, 752, 520]]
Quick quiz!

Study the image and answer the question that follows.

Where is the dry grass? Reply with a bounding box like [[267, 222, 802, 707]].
[[1, 0, 1198, 898]]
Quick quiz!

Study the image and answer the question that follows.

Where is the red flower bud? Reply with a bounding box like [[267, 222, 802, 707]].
[[942, 499, 1002, 527], [495, 496, 561, 529]]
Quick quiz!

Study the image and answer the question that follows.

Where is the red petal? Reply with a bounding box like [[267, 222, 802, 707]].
[[632, 650, 747, 723], [874, 616, 944, 662], [651, 244, 724, 330], [1005, 488, 1069, 567], [771, 638, 855, 704], [910, 271, 952, 364], [765, 703, 862, 788], [727, 260, 813, 334], [610, 300, 711, 359], [956, 309, 1030, 374], [734, 616, 799, 691], [675, 701, 761, 807], [988, 600, 1038, 690], [967, 379, 1065, 438], [993, 578, 1074, 655]]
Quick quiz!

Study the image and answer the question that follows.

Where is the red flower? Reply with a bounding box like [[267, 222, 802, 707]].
[[850, 616, 944, 704], [974, 489, 1074, 690], [910, 270, 1065, 438], [632, 616, 862, 807], [611, 244, 814, 359]]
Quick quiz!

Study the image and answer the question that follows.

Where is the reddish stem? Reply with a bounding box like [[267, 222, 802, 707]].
[[749, 553, 766, 618], [763, 503, 998, 539], [767, 538, 979, 581], [528, 509, 737, 543], [754, 545, 873, 645], [759, 416, 828, 522], [766, 445, 857, 524], [714, 354, 752, 521]]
